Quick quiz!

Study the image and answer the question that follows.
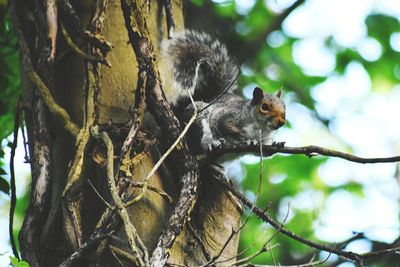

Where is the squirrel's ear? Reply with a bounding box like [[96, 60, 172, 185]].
[[251, 87, 264, 105], [276, 89, 282, 98]]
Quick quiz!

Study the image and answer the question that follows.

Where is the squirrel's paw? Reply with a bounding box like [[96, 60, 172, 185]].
[[246, 140, 258, 146], [207, 139, 225, 152], [272, 141, 286, 148]]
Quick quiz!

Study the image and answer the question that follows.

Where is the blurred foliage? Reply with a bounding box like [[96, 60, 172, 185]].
[[9, 256, 30, 267], [0, 2, 27, 258], [0, 4, 20, 194], [187, 0, 400, 265]]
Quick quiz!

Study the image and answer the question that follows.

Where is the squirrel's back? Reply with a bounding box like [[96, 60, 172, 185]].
[[159, 30, 239, 109]]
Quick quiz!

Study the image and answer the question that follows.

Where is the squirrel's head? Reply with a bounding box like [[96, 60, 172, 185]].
[[251, 87, 286, 130]]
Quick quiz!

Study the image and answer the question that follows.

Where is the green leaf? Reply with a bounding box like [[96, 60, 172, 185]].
[[213, 1, 236, 18], [0, 175, 9, 194], [10, 256, 30, 267], [190, 0, 204, 6], [366, 14, 400, 46]]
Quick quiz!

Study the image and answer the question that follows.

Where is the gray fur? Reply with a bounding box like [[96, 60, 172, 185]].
[[161, 31, 286, 153], [184, 92, 286, 153], [161, 30, 239, 108]]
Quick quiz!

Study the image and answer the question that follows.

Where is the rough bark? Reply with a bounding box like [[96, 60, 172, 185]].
[[15, 0, 241, 265]]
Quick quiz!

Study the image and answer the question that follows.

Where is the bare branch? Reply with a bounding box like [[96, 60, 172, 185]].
[[58, 234, 112, 267], [210, 168, 366, 265], [123, 179, 174, 205], [234, 0, 306, 62], [60, 23, 111, 66], [207, 143, 400, 164], [59, 0, 113, 53], [120, 1, 200, 265], [163, 0, 175, 38], [233, 244, 280, 267], [10, 5, 55, 266], [88, 180, 113, 209], [91, 126, 149, 266]]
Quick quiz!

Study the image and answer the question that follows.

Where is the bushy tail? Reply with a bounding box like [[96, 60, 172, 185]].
[[160, 30, 239, 108]]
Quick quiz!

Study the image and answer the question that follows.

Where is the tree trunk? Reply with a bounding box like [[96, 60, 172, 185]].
[[14, 0, 241, 266]]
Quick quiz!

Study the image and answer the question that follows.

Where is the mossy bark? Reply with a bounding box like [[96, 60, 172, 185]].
[[17, 0, 241, 265]]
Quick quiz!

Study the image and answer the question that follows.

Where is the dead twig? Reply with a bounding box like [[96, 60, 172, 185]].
[[123, 179, 174, 205], [60, 23, 111, 66], [211, 170, 367, 266], [90, 126, 149, 266]]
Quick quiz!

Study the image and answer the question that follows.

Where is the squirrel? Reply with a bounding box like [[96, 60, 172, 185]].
[[158, 30, 286, 153]]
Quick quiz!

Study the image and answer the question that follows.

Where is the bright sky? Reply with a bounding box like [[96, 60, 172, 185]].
[[280, 0, 400, 248], [1, 0, 400, 266], [238, 0, 400, 263]]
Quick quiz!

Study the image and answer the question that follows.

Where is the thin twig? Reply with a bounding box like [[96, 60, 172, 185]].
[[233, 244, 279, 266], [59, 0, 113, 53], [198, 58, 240, 113], [215, 200, 288, 266], [211, 170, 366, 265], [60, 23, 111, 66], [234, 0, 306, 62], [124, 61, 201, 206], [88, 180, 113, 209], [120, 1, 201, 265], [216, 227, 270, 264], [20, 112, 30, 163], [58, 234, 112, 267], [202, 135, 265, 265], [123, 179, 174, 205], [91, 126, 148, 266], [117, 63, 147, 187], [124, 111, 197, 206], [361, 245, 400, 259], [109, 245, 145, 266], [186, 223, 212, 261], [229, 203, 291, 266], [110, 248, 125, 267], [9, 98, 21, 260], [200, 229, 237, 267], [237, 252, 331, 267]]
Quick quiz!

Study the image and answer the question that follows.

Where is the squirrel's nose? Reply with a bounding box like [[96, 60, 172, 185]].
[[274, 118, 285, 129]]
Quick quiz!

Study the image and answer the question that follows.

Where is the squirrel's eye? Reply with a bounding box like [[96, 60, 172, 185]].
[[260, 103, 269, 112]]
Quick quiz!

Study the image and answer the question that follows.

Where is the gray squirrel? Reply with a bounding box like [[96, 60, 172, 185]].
[[159, 30, 286, 153]]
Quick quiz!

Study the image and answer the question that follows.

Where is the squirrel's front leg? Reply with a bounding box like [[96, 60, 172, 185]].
[[200, 118, 225, 152]]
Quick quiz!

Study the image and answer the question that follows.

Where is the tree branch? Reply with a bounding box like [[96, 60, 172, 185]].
[[232, 0, 306, 62], [120, 1, 200, 265], [91, 126, 149, 266], [212, 170, 362, 264], [210, 168, 400, 266], [58, 234, 112, 267], [207, 143, 400, 164], [10, 4, 55, 266], [10, 5, 79, 137]]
